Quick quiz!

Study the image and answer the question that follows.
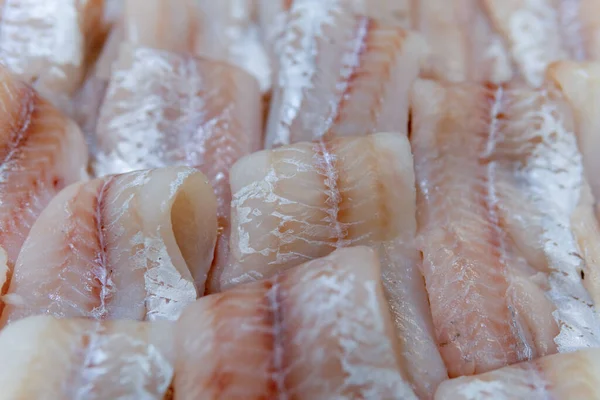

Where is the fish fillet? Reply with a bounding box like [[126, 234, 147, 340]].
[[94, 46, 261, 280], [483, 0, 600, 87], [0, 65, 88, 275], [0, 315, 174, 399], [211, 133, 447, 398], [194, 0, 271, 92], [176, 247, 418, 400], [412, 78, 600, 377], [0, 167, 217, 325], [0, 0, 108, 112], [416, 0, 513, 83], [264, 0, 426, 147], [435, 349, 600, 399]]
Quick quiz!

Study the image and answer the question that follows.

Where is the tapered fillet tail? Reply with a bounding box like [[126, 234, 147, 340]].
[[1, 167, 218, 325]]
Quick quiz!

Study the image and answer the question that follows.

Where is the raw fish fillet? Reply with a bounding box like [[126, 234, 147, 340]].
[[176, 247, 418, 400], [412, 78, 600, 378], [194, 0, 271, 92], [211, 133, 447, 398], [0, 167, 217, 325], [435, 349, 600, 399], [0, 66, 88, 275], [94, 46, 261, 281], [484, 0, 600, 87], [264, 0, 426, 147], [0, 315, 174, 399], [416, 0, 513, 83], [0, 0, 108, 112]]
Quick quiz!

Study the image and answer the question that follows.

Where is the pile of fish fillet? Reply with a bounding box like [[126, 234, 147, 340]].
[[3, 0, 600, 398]]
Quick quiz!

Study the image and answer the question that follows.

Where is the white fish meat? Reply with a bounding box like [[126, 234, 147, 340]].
[[211, 133, 447, 398], [0, 315, 174, 399], [176, 247, 418, 400], [435, 348, 600, 399], [412, 78, 600, 377], [264, 0, 426, 147], [0, 167, 217, 325]]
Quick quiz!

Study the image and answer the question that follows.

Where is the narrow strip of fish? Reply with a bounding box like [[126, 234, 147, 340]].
[[0, 315, 174, 399], [412, 78, 600, 377], [194, 0, 271, 92], [483, 0, 600, 87], [211, 133, 447, 398], [176, 247, 418, 400], [435, 348, 600, 399], [0, 65, 88, 277], [264, 0, 425, 147], [0, 167, 217, 325], [416, 0, 513, 83], [94, 47, 261, 278], [0, 0, 108, 112]]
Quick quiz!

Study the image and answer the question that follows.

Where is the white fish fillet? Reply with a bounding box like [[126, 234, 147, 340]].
[[0, 167, 217, 325], [176, 247, 418, 400]]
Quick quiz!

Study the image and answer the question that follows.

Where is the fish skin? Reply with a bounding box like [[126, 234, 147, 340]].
[[434, 349, 600, 399], [0, 315, 174, 399], [416, 0, 513, 84], [412, 78, 600, 378], [93, 47, 262, 282], [264, 0, 425, 148], [0, 167, 217, 325], [211, 133, 447, 398], [483, 0, 600, 87], [0, 65, 88, 274], [175, 247, 418, 400], [0, 0, 107, 112]]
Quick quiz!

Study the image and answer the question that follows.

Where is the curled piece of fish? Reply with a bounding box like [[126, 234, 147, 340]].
[[435, 349, 600, 399], [264, 0, 426, 147], [211, 133, 447, 398], [416, 0, 513, 83], [94, 46, 261, 277], [0, 167, 217, 325], [176, 247, 418, 400], [0, 0, 109, 112], [412, 78, 600, 377], [483, 0, 600, 87], [0, 65, 88, 276], [0, 315, 174, 399]]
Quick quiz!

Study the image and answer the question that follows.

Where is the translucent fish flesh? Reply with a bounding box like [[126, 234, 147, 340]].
[[0, 0, 108, 112], [212, 132, 447, 398], [0, 315, 174, 399], [264, 0, 426, 147], [0, 167, 217, 325], [483, 0, 600, 87], [175, 247, 418, 400], [435, 349, 600, 399], [412, 78, 600, 377], [0, 66, 88, 275], [194, 0, 271, 92], [93, 47, 261, 277], [416, 0, 513, 83]]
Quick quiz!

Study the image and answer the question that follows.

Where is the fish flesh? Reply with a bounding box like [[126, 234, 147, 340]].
[[93, 46, 262, 280], [0, 0, 109, 112], [0, 167, 217, 325], [412, 78, 600, 378], [0, 65, 88, 278], [264, 0, 426, 147], [194, 0, 271, 92], [0, 315, 174, 399], [416, 0, 513, 83], [483, 0, 600, 87], [211, 132, 447, 398], [176, 246, 418, 400], [435, 348, 600, 399]]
